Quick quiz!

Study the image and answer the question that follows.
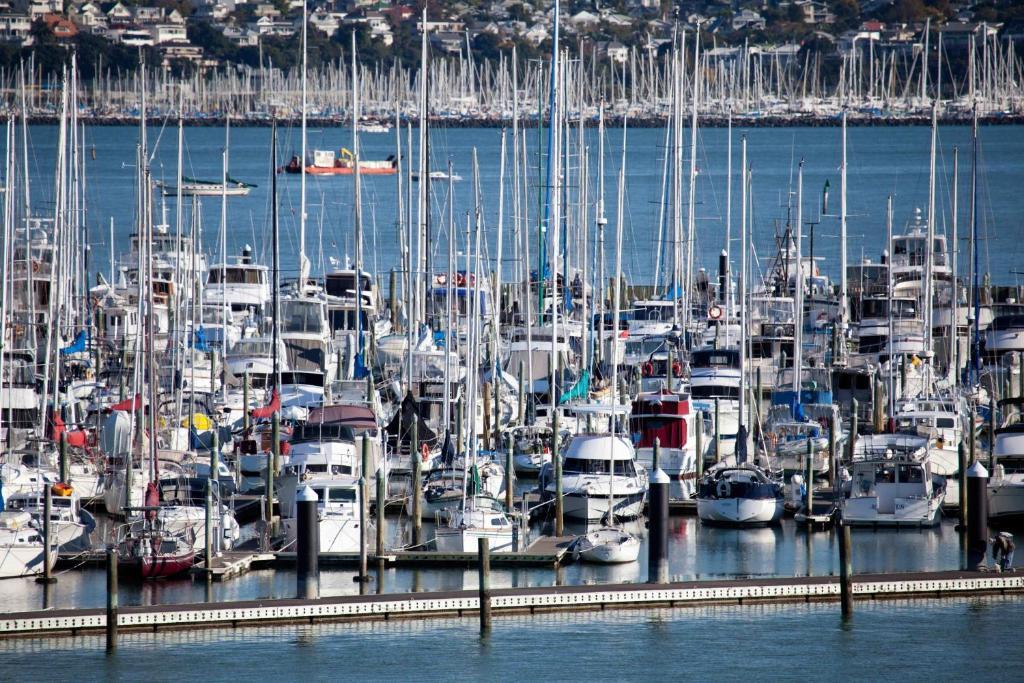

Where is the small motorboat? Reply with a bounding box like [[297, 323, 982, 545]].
[[696, 464, 785, 526], [0, 510, 55, 578], [571, 527, 640, 564], [157, 176, 255, 196]]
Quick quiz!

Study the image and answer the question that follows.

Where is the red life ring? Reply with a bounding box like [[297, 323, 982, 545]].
[[642, 361, 654, 377], [420, 443, 430, 462], [456, 273, 466, 287], [672, 361, 683, 376]]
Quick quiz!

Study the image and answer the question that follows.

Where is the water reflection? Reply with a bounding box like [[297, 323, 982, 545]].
[[0, 518, 981, 613]]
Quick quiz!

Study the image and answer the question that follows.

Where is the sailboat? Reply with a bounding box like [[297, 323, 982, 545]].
[[156, 175, 254, 197]]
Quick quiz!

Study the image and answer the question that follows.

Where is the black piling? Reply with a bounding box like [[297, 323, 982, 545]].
[[411, 419, 422, 547], [295, 484, 319, 600], [648, 439, 670, 584], [478, 537, 491, 634], [967, 461, 990, 570], [105, 547, 118, 652], [35, 486, 56, 585], [838, 516, 853, 618]]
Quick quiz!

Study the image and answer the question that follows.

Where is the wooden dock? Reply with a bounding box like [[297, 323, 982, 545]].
[[2, 570, 1021, 639], [275, 535, 576, 568], [192, 552, 276, 581]]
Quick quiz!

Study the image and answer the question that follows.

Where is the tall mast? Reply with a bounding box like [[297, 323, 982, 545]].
[[271, 121, 281, 391], [298, 0, 309, 288], [351, 31, 364, 375], [839, 109, 849, 345], [739, 135, 748, 458], [924, 103, 938, 377], [684, 25, 700, 335], [417, 8, 429, 324], [794, 160, 804, 400], [970, 107, 980, 386], [950, 146, 958, 382]]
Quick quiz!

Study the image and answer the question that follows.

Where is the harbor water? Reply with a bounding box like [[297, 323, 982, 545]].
[[2, 597, 1023, 680], [22, 123, 1024, 285]]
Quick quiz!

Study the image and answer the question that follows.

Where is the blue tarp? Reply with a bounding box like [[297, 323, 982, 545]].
[[558, 370, 590, 405], [59, 330, 86, 356], [193, 327, 211, 352]]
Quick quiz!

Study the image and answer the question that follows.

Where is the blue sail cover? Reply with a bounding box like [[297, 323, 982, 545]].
[[558, 370, 590, 405], [59, 330, 86, 356]]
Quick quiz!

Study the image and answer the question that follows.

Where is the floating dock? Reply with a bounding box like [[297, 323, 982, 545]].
[[275, 536, 575, 568], [2, 570, 1021, 638]]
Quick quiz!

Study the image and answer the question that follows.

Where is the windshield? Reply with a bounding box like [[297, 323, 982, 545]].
[[281, 300, 324, 334], [208, 267, 264, 285]]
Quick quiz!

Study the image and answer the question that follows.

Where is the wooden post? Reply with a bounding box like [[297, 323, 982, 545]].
[[805, 437, 814, 514], [554, 408, 563, 537], [482, 382, 492, 451], [204, 478, 213, 569], [357, 435, 370, 583], [375, 458, 386, 559], [267, 413, 278, 530], [694, 411, 704, 481], [847, 399, 858, 462], [411, 419, 422, 547], [478, 537, 491, 633], [838, 517, 853, 618], [828, 415, 837, 493], [989, 393, 997, 468], [714, 398, 722, 463], [59, 432, 68, 483], [106, 547, 118, 651], [505, 432, 514, 513], [958, 441, 968, 531], [36, 486, 56, 584], [242, 370, 250, 432], [517, 360, 525, 425]]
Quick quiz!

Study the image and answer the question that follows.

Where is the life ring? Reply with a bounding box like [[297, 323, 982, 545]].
[[32, 260, 40, 274], [716, 479, 731, 498], [708, 305, 723, 321], [420, 443, 430, 462], [456, 273, 466, 287], [672, 361, 682, 377], [642, 361, 654, 377], [436, 274, 447, 285]]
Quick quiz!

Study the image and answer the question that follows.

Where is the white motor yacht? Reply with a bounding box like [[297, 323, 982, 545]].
[[542, 432, 648, 522], [281, 476, 362, 553], [843, 433, 943, 527], [5, 485, 95, 555], [989, 418, 1024, 525]]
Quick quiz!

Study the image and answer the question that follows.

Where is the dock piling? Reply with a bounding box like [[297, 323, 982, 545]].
[[838, 517, 853, 618], [375, 461, 386, 560], [967, 461, 990, 570], [357, 436, 370, 583], [296, 485, 319, 600], [204, 478, 213, 569], [554, 409, 563, 537], [478, 537, 491, 634], [59, 432, 68, 483], [105, 547, 117, 652], [805, 438, 814, 515], [714, 399, 721, 463], [958, 441, 968, 532], [36, 486, 56, 585], [695, 411, 704, 477], [411, 420, 422, 547], [648, 448, 669, 584], [505, 433, 514, 512]]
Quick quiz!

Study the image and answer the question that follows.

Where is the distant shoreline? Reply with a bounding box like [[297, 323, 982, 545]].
[[20, 114, 1024, 128]]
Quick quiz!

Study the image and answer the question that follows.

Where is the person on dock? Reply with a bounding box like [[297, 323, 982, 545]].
[[991, 532, 1015, 572]]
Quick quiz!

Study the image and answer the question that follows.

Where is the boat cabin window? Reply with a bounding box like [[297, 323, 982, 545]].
[[302, 463, 352, 476], [230, 339, 273, 357], [281, 300, 324, 334], [490, 517, 507, 527], [990, 315, 1024, 332], [281, 371, 326, 388], [329, 309, 369, 332], [874, 464, 896, 484], [208, 267, 264, 285], [320, 487, 357, 503], [325, 273, 372, 298], [936, 418, 956, 429], [563, 457, 636, 476], [292, 423, 355, 444], [625, 338, 669, 357], [691, 350, 739, 368], [691, 385, 740, 400], [632, 304, 673, 322], [898, 464, 924, 483]]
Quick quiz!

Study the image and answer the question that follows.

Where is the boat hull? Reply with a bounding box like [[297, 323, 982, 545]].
[[696, 496, 784, 526], [434, 527, 514, 553], [0, 546, 55, 578], [119, 551, 195, 579]]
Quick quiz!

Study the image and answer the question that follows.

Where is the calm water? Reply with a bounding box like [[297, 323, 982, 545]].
[[20, 123, 1024, 286], [3, 598, 1023, 680], [0, 516, 987, 613]]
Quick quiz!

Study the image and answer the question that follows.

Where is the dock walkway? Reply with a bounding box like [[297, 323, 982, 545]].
[[2, 570, 1021, 638]]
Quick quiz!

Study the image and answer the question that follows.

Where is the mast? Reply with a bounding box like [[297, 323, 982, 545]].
[[969, 107, 980, 386], [739, 134, 748, 459], [924, 103, 938, 378], [839, 109, 849, 345], [725, 108, 732, 348], [794, 160, 804, 401], [351, 31, 365, 376], [298, 0, 309, 288], [950, 146, 958, 382], [271, 121, 281, 392], [417, 8, 429, 324], [220, 124, 228, 404], [609, 121, 627, 523], [684, 25, 700, 335]]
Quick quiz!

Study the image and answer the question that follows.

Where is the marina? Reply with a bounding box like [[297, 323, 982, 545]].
[[1, 10, 1024, 675]]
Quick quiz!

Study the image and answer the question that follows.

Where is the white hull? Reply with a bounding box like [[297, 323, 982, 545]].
[[434, 526, 514, 553], [0, 545, 55, 578], [559, 491, 646, 522], [282, 517, 362, 554], [697, 497, 784, 525], [843, 495, 942, 527], [988, 482, 1024, 523]]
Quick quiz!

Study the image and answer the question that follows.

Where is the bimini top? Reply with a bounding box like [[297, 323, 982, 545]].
[[564, 433, 635, 461]]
